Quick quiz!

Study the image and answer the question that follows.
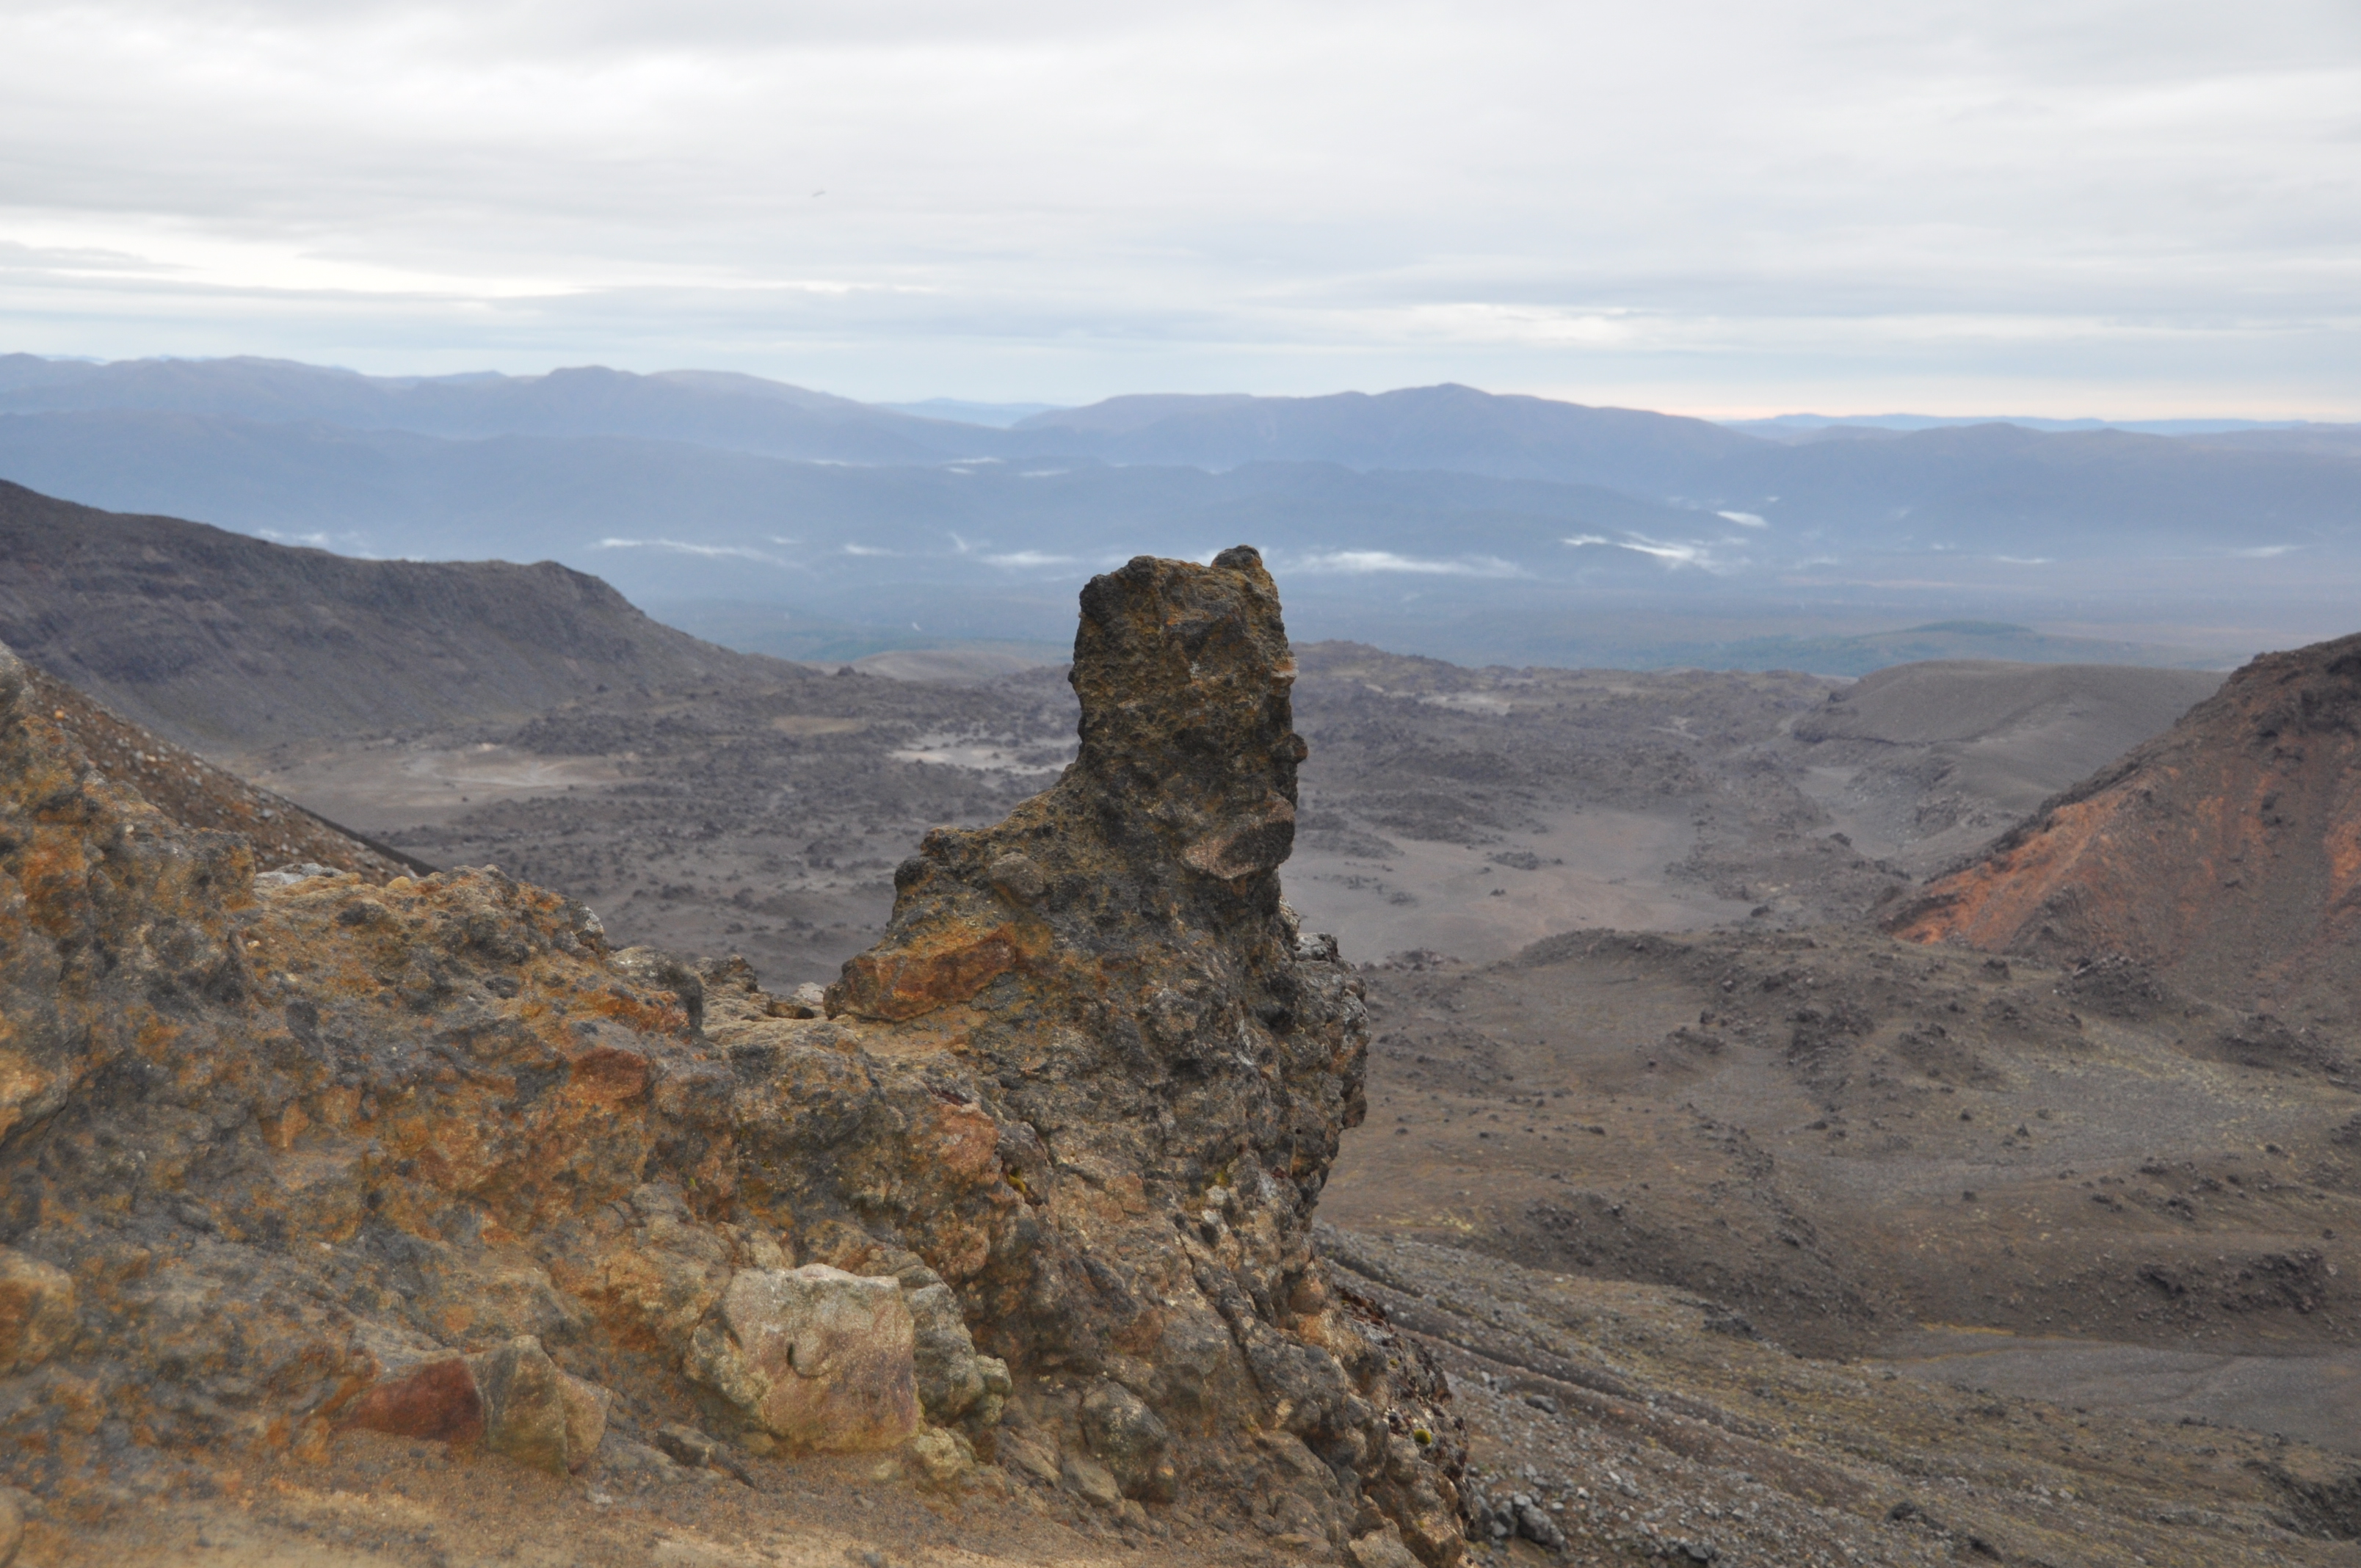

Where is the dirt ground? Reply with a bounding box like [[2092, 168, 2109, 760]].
[[4, 1428, 1251, 1568], [1323, 925, 2361, 1450], [21, 1236, 2360, 1568]]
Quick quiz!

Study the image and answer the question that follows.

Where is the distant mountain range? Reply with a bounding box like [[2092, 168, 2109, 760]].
[[1, 354, 2355, 669], [1723, 412, 2361, 442]]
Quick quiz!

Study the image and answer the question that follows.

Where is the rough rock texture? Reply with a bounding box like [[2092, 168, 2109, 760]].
[[812, 549, 1465, 1555], [0, 550, 1463, 1560], [342, 1335, 616, 1475], [0, 1252, 75, 1375], [1892, 630, 2361, 1006], [691, 1265, 920, 1451]]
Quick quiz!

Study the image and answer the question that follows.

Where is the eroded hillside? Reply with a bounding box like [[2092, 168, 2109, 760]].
[[1895, 631, 2361, 1012]]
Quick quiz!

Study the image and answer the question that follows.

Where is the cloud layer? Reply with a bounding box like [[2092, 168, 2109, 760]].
[[3, 0, 2357, 413]]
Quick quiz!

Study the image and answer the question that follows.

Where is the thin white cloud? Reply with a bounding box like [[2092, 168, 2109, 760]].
[[593, 537, 786, 564], [2232, 543, 2299, 557], [1716, 510, 1769, 529], [1281, 550, 1526, 578], [841, 542, 894, 556], [1564, 532, 1739, 572]]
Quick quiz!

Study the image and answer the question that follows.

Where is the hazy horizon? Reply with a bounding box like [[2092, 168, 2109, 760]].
[[4, 1, 2357, 418], [4, 349, 2351, 432]]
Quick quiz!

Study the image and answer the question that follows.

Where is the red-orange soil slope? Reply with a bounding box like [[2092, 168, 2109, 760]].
[[1892, 630, 2361, 1006]]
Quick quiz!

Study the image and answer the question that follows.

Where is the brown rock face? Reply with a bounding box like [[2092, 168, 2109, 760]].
[[0, 552, 1463, 1560], [1892, 631, 2361, 1005]]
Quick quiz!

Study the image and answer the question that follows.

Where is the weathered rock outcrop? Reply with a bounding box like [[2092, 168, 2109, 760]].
[[0, 550, 1463, 1561], [1891, 630, 2361, 1007]]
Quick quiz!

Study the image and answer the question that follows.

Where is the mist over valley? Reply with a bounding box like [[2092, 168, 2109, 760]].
[[3, 355, 2353, 671]]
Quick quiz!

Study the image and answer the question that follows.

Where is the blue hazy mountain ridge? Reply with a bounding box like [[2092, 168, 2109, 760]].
[[1005, 385, 1762, 494], [0, 357, 1755, 490], [0, 408, 1702, 579], [1723, 412, 2358, 440], [0, 355, 988, 465], [5, 357, 2356, 537], [3, 355, 2359, 667], [874, 398, 1067, 427], [4, 397, 2354, 570]]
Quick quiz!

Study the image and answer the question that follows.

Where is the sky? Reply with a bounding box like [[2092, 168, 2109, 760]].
[[2, 0, 2358, 417]]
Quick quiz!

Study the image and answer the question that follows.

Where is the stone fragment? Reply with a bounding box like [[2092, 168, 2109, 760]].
[[907, 1425, 976, 1490], [1509, 1494, 1564, 1551], [999, 1431, 1062, 1486], [559, 1372, 612, 1471], [1347, 1527, 1424, 1568], [469, 1337, 607, 1476], [1081, 1382, 1176, 1501], [0, 1249, 75, 1374], [692, 1266, 918, 1452], [342, 1340, 605, 1474], [907, 1282, 1009, 1428], [1060, 1454, 1123, 1510], [656, 1423, 717, 1468]]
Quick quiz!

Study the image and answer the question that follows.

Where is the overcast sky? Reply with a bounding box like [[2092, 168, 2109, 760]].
[[2, 0, 2357, 415]]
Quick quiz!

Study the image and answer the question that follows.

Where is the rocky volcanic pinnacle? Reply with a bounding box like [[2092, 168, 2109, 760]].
[[1892, 629, 2361, 1006], [0, 548, 1465, 1563]]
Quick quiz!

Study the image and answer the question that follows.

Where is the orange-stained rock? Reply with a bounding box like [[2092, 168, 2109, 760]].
[[830, 920, 1032, 1022], [341, 1340, 606, 1475], [340, 1358, 485, 1445]]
